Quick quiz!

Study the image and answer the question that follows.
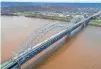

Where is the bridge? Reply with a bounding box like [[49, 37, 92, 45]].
[[1, 11, 101, 69]]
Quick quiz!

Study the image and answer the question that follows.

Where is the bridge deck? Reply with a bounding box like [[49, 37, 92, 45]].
[[32, 26, 101, 69]]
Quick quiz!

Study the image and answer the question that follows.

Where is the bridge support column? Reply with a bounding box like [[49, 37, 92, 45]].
[[81, 24, 85, 29], [17, 67, 21, 69], [81, 23, 87, 29], [65, 33, 71, 41]]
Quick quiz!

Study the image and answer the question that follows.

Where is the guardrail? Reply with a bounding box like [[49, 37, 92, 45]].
[[1, 11, 101, 69]]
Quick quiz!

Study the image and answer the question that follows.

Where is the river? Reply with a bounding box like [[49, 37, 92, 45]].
[[1, 16, 58, 63], [35, 26, 101, 69], [1, 16, 101, 69]]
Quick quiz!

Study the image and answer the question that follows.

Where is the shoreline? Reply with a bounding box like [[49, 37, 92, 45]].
[[88, 24, 101, 27], [1, 15, 69, 22], [25, 16, 71, 22], [1, 14, 19, 16], [1, 15, 101, 27], [1, 14, 71, 22]]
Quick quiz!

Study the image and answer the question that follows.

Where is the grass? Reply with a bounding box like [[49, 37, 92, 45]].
[[89, 20, 101, 26], [44, 16, 71, 21], [0, 58, 15, 68], [18, 12, 71, 21]]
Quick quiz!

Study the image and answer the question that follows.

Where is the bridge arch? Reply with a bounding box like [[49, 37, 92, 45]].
[[12, 16, 85, 57], [12, 22, 73, 57], [70, 15, 85, 23]]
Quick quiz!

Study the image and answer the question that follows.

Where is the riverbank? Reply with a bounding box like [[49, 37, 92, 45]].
[[89, 24, 101, 27], [1, 13, 19, 16], [89, 20, 101, 27], [25, 15, 71, 22], [1, 12, 71, 22], [1, 14, 101, 27]]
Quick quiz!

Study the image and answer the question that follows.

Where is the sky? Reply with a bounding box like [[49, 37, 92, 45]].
[[1, 0, 101, 3]]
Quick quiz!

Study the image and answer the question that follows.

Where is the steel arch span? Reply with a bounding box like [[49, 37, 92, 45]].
[[12, 16, 85, 58]]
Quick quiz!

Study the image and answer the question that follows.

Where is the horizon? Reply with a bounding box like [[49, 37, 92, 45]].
[[1, 0, 101, 3], [1, 1, 101, 3]]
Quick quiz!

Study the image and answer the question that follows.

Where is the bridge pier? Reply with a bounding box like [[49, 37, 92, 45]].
[[17, 67, 21, 69], [81, 24, 85, 29], [65, 33, 71, 42], [14, 67, 21, 69], [67, 33, 71, 38]]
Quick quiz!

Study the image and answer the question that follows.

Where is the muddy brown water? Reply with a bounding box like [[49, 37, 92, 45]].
[[1, 16, 59, 63], [35, 26, 101, 69], [1, 16, 101, 69]]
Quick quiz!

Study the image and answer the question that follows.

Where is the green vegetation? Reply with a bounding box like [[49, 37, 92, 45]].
[[18, 12, 71, 21], [89, 20, 101, 26], [90, 20, 101, 24], [44, 16, 71, 21], [22, 12, 41, 17], [0, 58, 15, 68]]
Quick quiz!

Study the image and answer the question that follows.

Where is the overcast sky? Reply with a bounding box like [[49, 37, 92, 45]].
[[1, 0, 101, 3]]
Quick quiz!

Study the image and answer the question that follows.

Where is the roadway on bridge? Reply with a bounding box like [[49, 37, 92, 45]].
[[33, 25, 101, 69]]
